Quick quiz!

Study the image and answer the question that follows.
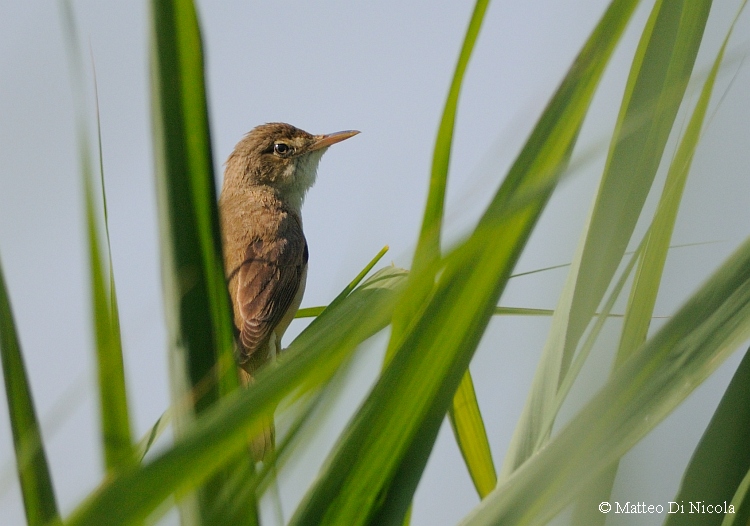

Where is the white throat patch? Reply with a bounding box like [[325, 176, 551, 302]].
[[284, 148, 327, 214]]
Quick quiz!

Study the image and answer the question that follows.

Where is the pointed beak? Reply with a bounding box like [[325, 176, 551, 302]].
[[310, 130, 360, 151]]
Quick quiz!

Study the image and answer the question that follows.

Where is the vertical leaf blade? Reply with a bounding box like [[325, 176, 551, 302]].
[[150, 0, 234, 419], [383, 1, 495, 504], [149, 0, 242, 522], [84, 177, 134, 472], [412, 0, 490, 271], [0, 257, 59, 525], [619, 0, 734, 366]]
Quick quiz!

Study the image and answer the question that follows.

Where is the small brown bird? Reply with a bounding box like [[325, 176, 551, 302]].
[[219, 122, 359, 459]]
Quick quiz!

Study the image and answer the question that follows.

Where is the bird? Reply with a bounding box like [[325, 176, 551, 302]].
[[219, 122, 359, 460]]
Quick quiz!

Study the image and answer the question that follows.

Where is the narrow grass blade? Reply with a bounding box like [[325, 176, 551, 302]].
[[506, 240, 722, 281], [448, 371, 497, 498], [502, 0, 713, 477], [304, 305, 642, 319], [295, 307, 326, 318], [296, 246, 390, 319], [494, 307, 553, 316], [58, 0, 134, 474], [569, 0, 712, 370], [664, 346, 750, 526], [135, 410, 172, 462], [413, 0, 489, 271], [461, 236, 750, 526], [83, 177, 134, 472], [0, 257, 60, 525], [64, 267, 406, 526], [493, 307, 656, 318], [289, 2, 639, 524], [332, 246, 390, 305], [387, 0, 490, 367]]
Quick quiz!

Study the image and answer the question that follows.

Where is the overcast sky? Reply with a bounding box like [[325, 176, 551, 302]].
[[1, 1, 749, 525]]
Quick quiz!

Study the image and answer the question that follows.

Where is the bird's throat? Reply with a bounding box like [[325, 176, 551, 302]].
[[283, 148, 326, 215]]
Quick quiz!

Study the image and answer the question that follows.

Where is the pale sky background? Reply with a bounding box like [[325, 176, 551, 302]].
[[1, 1, 749, 525]]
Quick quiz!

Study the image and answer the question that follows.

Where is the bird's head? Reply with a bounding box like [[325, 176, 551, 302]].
[[224, 122, 359, 210]]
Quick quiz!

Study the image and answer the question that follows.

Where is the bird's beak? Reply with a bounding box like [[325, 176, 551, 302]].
[[310, 130, 360, 151]]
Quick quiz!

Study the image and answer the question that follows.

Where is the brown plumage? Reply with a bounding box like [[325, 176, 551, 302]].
[[219, 122, 359, 460]]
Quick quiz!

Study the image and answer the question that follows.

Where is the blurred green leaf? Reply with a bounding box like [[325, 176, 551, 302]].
[[150, 0, 235, 415], [295, 306, 326, 318], [573, 6, 737, 520], [666, 346, 750, 526], [448, 371, 497, 498], [503, 0, 713, 478], [91, 58, 134, 474], [83, 176, 134, 472], [721, 466, 750, 526], [619, 0, 731, 367], [289, 1, 640, 524], [386, 10, 492, 494], [150, 0, 244, 522], [462, 236, 750, 526], [135, 410, 172, 463], [0, 257, 60, 526], [544, 234, 647, 448], [65, 267, 406, 526]]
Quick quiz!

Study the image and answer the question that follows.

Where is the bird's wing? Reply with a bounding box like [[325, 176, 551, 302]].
[[235, 226, 308, 365]]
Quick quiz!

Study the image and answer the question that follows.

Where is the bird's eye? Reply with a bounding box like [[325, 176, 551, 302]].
[[273, 142, 291, 155]]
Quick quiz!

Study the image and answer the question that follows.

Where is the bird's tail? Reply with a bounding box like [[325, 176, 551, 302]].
[[239, 367, 275, 462]]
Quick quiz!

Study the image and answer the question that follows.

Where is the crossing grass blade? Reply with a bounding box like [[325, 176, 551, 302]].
[[502, 0, 713, 478], [540, 234, 647, 449], [64, 267, 406, 526], [0, 257, 60, 526], [461, 236, 750, 526], [289, 1, 640, 524]]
